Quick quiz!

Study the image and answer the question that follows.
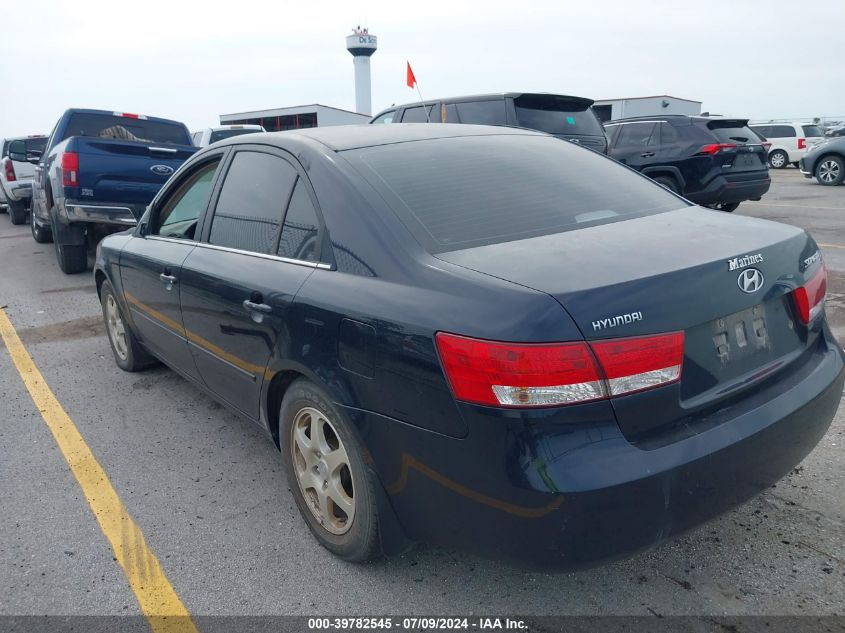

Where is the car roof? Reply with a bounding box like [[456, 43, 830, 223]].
[[374, 92, 594, 115], [224, 123, 546, 152]]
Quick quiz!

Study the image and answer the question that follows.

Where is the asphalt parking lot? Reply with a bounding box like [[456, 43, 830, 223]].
[[0, 169, 843, 620]]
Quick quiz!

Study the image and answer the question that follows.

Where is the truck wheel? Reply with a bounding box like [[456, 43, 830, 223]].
[[7, 199, 27, 225], [50, 208, 87, 274], [31, 209, 52, 243]]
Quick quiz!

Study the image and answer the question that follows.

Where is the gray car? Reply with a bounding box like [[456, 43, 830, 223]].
[[799, 137, 845, 186]]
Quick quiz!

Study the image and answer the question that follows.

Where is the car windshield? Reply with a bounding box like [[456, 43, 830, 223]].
[[348, 134, 686, 253], [209, 128, 262, 143], [65, 113, 190, 145], [802, 125, 823, 137], [513, 96, 603, 136]]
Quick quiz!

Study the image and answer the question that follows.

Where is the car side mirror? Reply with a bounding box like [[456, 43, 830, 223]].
[[7, 140, 27, 162]]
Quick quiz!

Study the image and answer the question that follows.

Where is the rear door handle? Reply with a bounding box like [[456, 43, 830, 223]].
[[641, 152, 655, 157], [243, 300, 272, 314]]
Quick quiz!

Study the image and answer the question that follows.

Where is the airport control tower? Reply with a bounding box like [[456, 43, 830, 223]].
[[346, 27, 377, 116]]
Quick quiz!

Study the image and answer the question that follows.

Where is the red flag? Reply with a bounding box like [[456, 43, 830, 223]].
[[406, 62, 417, 89]]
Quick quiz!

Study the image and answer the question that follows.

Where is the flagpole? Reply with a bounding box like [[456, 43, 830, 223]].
[[407, 61, 430, 122]]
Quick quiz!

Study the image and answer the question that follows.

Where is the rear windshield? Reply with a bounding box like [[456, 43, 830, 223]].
[[802, 125, 823, 137], [706, 121, 759, 144], [64, 113, 190, 145], [209, 128, 261, 144], [514, 96, 603, 136], [347, 134, 686, 253]]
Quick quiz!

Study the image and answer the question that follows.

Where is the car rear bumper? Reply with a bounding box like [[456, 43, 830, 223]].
[[685, 173, 771, 205], [351, 329, 844, 567], [3, 181, 33, 202], [59, 199, 145, 226]]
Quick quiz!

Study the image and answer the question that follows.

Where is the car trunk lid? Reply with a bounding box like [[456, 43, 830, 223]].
[[437, 208, 822, 441], [703, 119, 769, 173]]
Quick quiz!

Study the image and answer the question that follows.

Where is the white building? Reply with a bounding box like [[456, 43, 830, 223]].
[[219, 104, 370, 131], [592, 95, 702, 123]]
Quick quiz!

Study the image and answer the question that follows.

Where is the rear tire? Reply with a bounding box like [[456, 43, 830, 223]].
[[815, 156, 844, 186], [100, 280, 156, 371], [652, 175, 680, 194], [279, 378, 381, 562], [7, 199, 26, 225], [31, 208, 52, 243], [768, 150, 788, 169]]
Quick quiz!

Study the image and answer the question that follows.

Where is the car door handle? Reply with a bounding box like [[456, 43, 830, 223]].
[[243, 300, 272, 314], [641, 152, 655, 157], [159, 273, 177, 285]]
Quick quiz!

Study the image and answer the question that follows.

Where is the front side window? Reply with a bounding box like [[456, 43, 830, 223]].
[[153, 160, 220, 239], [277, 179, 321, 262], [772, 125, 797, 138], [209, 151, 297, 253], [371, 110, 396, 124], [401, 106, 436, 123], [615, 122, 658, 148]]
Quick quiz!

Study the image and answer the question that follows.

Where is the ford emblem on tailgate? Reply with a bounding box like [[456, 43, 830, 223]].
[[151, 165, 174, 176], [737, 268, 764, 294]]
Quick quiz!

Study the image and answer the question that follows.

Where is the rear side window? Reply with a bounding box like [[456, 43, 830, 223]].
[[513, 96, 603, 136], [802, 125, 823, 137], [349, 134, 686, 253], [454, 100, 507, 126], [277, 179, 321, 262], [705, 121, 759, 144], [64, 113, 191, 145], [659, 122, 678, 144], [401, 106, 436, 123], [209, 151, 297, 253]]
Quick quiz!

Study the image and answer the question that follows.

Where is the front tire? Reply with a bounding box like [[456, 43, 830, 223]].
[[280, 378, 380, 562], [815, 156, 844, 186], [768, 150, 788, 169], [100, 280, 156, 371], [7, 199, 26, 225]]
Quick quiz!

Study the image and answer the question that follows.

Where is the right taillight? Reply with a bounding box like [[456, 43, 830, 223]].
[[793, 265, 827, 325], [3, 158, 15, 182], [697, 143, 737, 156], [435, 331, 684, 408], [61, 151, 79, 187]]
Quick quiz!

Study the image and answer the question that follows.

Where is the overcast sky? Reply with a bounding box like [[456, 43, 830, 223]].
[[1, 0, 841, 136]]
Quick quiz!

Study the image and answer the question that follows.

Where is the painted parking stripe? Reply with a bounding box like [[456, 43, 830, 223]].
[[0, 309, 198, 633]]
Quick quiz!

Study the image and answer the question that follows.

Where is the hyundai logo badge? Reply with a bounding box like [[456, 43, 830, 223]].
[[737, 268, 764, 294], [150, 165, 174, 176]]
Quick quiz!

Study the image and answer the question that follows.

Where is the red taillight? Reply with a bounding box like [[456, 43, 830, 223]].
[[762, 142, 772, 152], [793, 265, 827, 325], [61, 152, 79, 187], [798, 138, 806, 150], [3, 158, 16, 182], [698, 143, 737, 156], [435, 331, 684, 408]]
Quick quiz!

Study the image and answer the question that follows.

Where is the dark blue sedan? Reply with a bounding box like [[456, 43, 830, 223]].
[[94, 124, 844, 567]]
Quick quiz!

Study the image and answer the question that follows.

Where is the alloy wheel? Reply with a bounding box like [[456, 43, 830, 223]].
[[290, 407, 355, 535], [818, 160, 841, 184], [105, 294, 128, 361]]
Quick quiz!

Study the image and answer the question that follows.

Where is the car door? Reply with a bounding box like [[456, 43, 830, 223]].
[[608, 121, 659, 171], [179, 146, 325, 419], [119, 152, 225, 380]]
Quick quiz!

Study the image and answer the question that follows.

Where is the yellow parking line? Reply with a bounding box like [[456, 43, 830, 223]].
[[819, 242, 845, 250], [0, 309, 198, 633]]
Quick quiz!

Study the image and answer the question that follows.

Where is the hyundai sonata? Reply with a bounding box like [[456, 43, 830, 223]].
[[94, 124, 843, 566]]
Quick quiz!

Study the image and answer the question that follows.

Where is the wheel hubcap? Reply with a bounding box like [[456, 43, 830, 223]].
[[771, 153, 786, 167], [290, 407, 355, 535], [819, 160, 840, 183], [105, 295, 128, 361]]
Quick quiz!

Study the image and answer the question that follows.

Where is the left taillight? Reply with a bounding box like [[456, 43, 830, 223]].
[[793, 264, 827, 325], [61, 151, 79, 187], [3, 157, 16, 182], [435, 331, 684, 408]]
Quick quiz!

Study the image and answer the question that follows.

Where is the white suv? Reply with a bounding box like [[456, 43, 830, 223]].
[[0, 135, 47, 225], [749, 122, 826, 169], [191, 124, 265, 147]]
